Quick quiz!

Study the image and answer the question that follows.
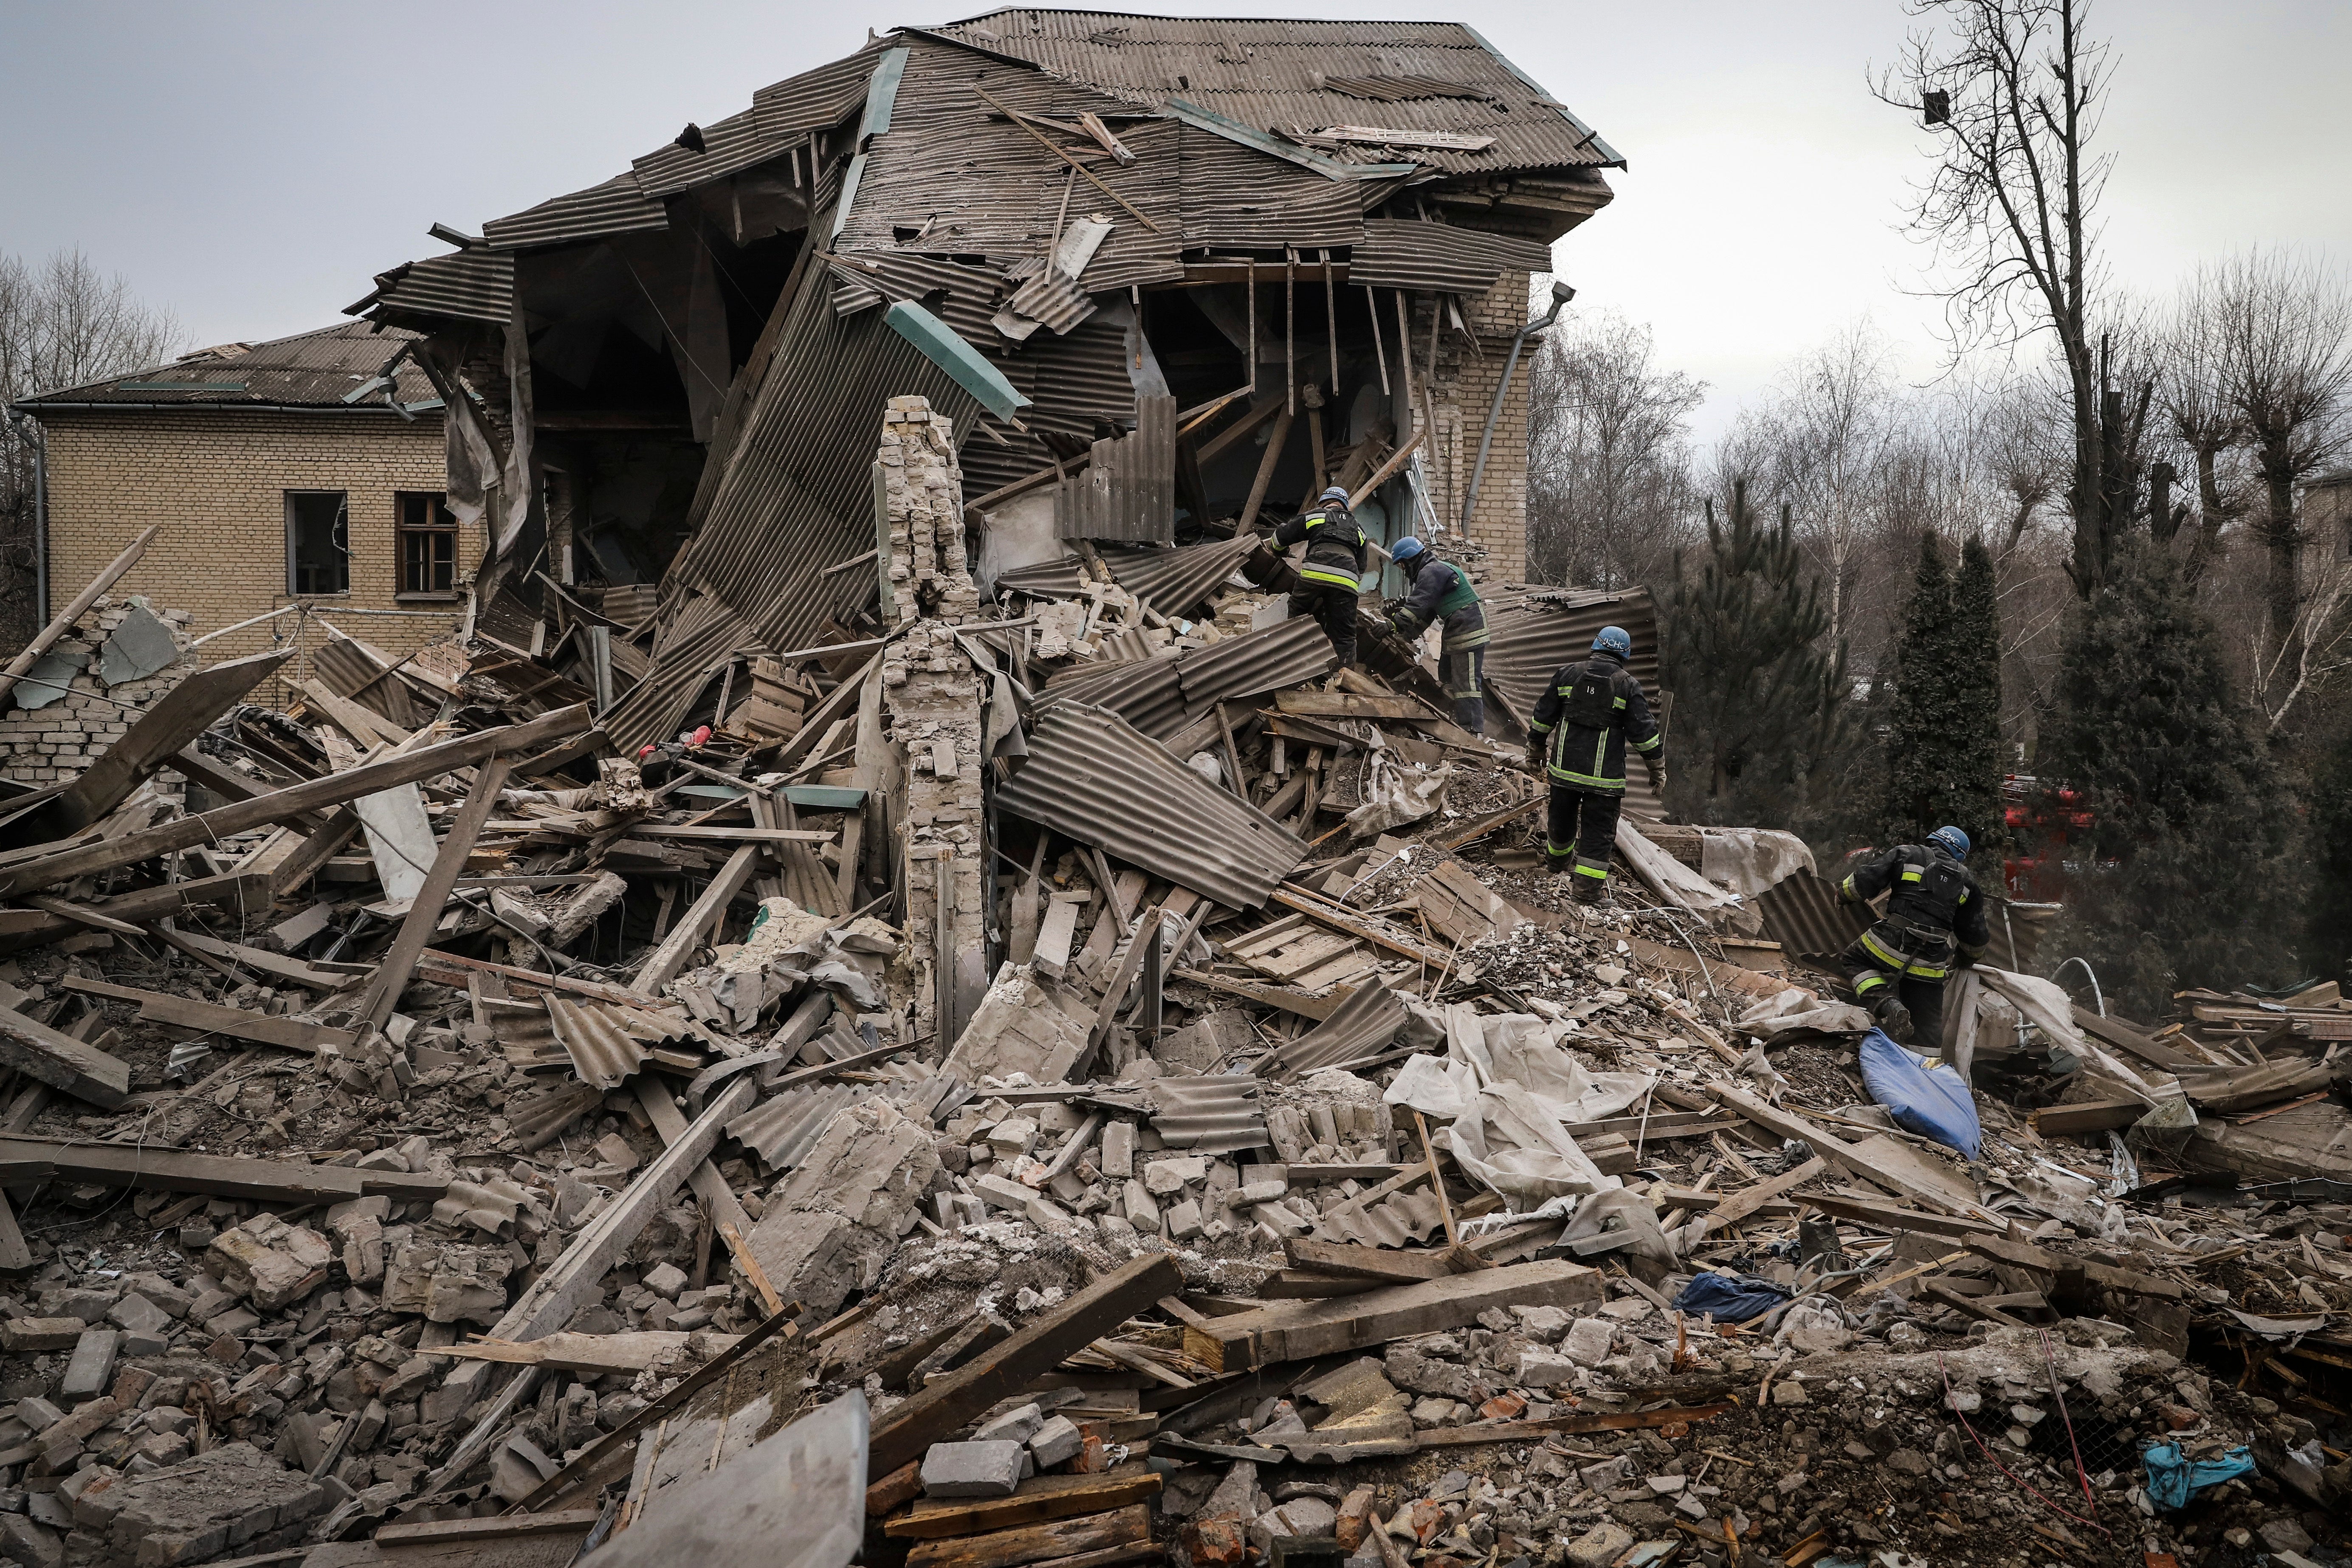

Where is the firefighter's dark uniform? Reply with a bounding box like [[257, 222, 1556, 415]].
[[1386, 556, 1489, 733], [1837, 843, 1990, 1052], [1528, 650, 1661, 894], [1272, 501, 1368, 668]]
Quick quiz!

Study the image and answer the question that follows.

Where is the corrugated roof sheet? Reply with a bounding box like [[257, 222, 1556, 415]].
[[20, 322, 433, 411], [355, 250, 514, 327], [1105, 534, 1258, 618], [482, 171, 671, 253], [1314, 1187, 1447, 1248], [601, 592, 764, 756], [727, 1083, 870, 1173], [1348, 219, 1553, 294], [1753, 872, 1870, 962], [753, 49, 884, 141], [1175, 615, 1340, 712], [922, 10, 1622, 173], [995, 700, 1307, 908], [544, 997, 695, 1090], [1321, 73, 1497, 103], [1148, 1074, 1269, 1154], [1178, 123, 1368, 249], [665, 232, 984, 659], [1055, 394, 1175, 542], [1256, 981, 1407, 1077], [632, 108, 790, 199]]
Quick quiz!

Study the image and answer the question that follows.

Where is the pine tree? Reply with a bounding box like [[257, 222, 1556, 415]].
[[2307, 724, 2352, 986], [1950, 537, 2006, 852], [2040, 541, 2300, 1017], [1666, 479, 1858, 835], [1878, 535, 1955, 847]]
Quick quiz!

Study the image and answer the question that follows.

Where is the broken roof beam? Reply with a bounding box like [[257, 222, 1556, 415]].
[[0, 1134, 445, 1204], [0, 1004, 132, 1109], [0, 871, 268, 956], [56, 976, 355, 1055], [631, 842, 762, 995], [354, 759, 513, 1031], [0, 704, 591, 900]]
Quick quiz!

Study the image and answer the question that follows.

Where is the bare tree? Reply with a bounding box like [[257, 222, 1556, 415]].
[[2156, 267, 2254, 586], [1526, 311, 1705, 592], [0, 249, 182, 641], [1879, 0, 2150, 598], [2210, 253, 2352, 671]]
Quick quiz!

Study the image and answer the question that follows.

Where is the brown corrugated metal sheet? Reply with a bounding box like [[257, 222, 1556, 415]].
[[995, 701, 1308, 908], [1323, 73, 1497, 104], [665, 230, 984, 660], [632, 108, 791, 198], [921, 11, 1621, 174], [1055, 394, 1174, 542], [1256, 982, 1407, 1077], [483, 171, 670, 252], [1106, 535, 1258, 618], [359, 251, 513, 327], [753, 50, 883, 141], [1038, 650, 1189, 740], [1177, 124, 1367, 250], [601, 592, 764, 756], [1004, 270, 1094, 335], [1174, 616, 1340, 713], [1148, 1074, 1269, 1155], [1348, 220, 1554, 294], [24, 322, 433, 410], [1754, 873, 1870, 962]]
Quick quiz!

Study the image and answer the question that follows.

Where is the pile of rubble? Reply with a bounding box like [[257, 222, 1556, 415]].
[[0, 411, 2345, 1568]]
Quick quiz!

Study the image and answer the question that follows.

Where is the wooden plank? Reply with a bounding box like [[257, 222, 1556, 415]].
[[1267, 887, 1447, 967], [632, 843, 761, 995], [426, 1331, 735, 1375], [902, 1503, 1150, 1568], [374, 1510, 604, 1545], [1963, 1233, 2183, 1300], [1273, 692, 1432, 720], [1708, 1083, 1976, 1217], [1802, 1191, 1999, 1239], [57, 977, 354, 1055], [355, 759, 512, 1031], [1695, 1156, 1827, 1238], [1284, 1236, 1474, 1283], [160, 928, 352, 990], [632, 824, 834, 843], [0, 705, 591, 900], [2073, 1006, 2197, 1070], [0, 1135, 443, 1204], [1182, 1258, 1602, 1373], [167, 747, 326, 834], [869, 1254, 1182, 1477], [2029, 1097, 2149, 1135], [298, 677, 412, 748], [0, 871, 269, 956], [1413, 1402, 1734, 1447], [0, 1003, 131, 1108], [887, 1466, 1162, 1540], [1170, 969, 1342, 1021], [0, 1186, 30, 1275]]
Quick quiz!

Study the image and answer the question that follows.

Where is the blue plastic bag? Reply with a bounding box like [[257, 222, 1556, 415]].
[[1671, 1270, 1791, 1323], [2141, 1442, 2253, 1509], [1858, 1028, 1982, 1159]]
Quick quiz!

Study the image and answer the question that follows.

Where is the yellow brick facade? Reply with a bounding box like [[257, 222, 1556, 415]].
[[32, 409, 481, 704], [1416, 272, 1535, 586]]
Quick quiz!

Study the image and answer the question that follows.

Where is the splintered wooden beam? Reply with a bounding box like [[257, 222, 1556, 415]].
[[1182, 1258, 1602, 1373], [1695, 1156, 1827, 1239], [355, 758, 513, 1031], [0, 705, 591, 900], [0, 1004, 132, 1109], [57, 976, 355, 1055], [886, 1465, 1162, 1540], [0, 1135, 444, 1203], [869, 1254, 1182, 1476], [630, 843, 761, 994], [0, 871, 269, 956], [902, 1503, 1154, 1568], [1284, 1236, 1479, 1283]]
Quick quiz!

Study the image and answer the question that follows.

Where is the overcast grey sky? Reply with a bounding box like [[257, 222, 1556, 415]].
[[4, 0, 2346, 439]]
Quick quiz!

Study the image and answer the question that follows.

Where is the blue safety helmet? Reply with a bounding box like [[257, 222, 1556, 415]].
[[1389, 536, 1426, 564], [1929, 825, 1971, 860], [1592, 625, 1632, 658], [1319, 485, 1350, 505]]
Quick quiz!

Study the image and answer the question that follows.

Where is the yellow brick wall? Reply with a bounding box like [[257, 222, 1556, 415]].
[[1417, 273, 1534, 586], [34, 410, 483, 704]]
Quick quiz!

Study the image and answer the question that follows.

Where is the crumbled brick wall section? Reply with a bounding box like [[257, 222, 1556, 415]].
[[32, 411, 478, 707], [1414, 272, 1534, 587], [880, 395, 979, 623], [879, 397, 988, 1046], [0, 595, 197, 788]]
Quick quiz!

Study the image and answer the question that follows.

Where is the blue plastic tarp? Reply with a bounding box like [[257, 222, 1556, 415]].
[[1671, 1271, 1792, 1323], [2141, 1442, 2254, 1510], [1858, 1027, 1982, 1159]]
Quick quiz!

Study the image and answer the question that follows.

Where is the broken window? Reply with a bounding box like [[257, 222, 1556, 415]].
[[285, 491, 349, 596], [396, 491, 460, 597]]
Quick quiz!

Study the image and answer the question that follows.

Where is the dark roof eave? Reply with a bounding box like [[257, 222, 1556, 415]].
[[8, 399, 446, 418]]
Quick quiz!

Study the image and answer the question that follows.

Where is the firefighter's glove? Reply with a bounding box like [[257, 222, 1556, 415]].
[[1645, 758, 1667, 792], [1524, 737, 1545, 772]]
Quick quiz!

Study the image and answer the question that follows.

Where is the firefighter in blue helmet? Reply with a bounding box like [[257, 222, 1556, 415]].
[[1836, 824, 1990, 1051], [1526, 625, 1663, 904], [1377, 536, 1489, 733], [1270, 485, 1368, 668]]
